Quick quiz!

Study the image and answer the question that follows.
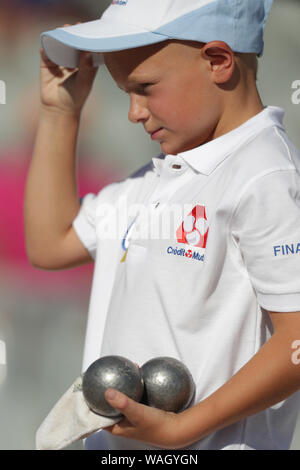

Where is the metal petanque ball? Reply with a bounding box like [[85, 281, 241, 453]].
[[82, 355, 144, 418], [141, 357, 195, 413]]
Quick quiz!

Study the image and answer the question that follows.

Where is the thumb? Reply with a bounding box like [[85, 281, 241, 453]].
[[77, 51, 99, 86], [105, 388, 147, 426], [78, 51, 98, 71]]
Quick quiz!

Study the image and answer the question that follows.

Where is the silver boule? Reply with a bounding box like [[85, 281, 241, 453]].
[[141, 357, 195, 413], [82, 355, 144, 417]]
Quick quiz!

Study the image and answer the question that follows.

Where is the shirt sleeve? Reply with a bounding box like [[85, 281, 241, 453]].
[[72, 183, 120, 261], [230, 169, 300, 312]]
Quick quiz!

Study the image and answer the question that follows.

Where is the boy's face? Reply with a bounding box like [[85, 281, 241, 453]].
[[104, 40, 221, 155]]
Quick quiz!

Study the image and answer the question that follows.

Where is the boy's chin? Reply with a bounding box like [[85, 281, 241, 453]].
[[160, 141, 181, 156], [161, 136, 206, 155], [160, 135, 198, 156]]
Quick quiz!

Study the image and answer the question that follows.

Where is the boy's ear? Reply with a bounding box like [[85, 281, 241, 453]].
[[201, 41, 235, 84]]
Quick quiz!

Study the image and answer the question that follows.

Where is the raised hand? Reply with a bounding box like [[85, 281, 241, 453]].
[[40, 24, 99, 116]]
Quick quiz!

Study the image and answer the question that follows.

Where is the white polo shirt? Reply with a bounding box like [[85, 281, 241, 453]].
[[73, 106, 300, 450]]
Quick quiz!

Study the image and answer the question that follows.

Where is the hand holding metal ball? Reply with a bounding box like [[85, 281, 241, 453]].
[[82, 355, 144, 417], [82, 355, 195, 419]]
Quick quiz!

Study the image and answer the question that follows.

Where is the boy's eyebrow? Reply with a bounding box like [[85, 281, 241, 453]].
[[117, 74, 159, 92], [129, 73, 158, 82]]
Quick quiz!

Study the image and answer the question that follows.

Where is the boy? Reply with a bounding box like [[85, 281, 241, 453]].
[[25, 0, 300, 450]]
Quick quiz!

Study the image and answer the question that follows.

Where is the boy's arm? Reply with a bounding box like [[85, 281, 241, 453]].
[[24, 42, 99, 270], [24, 109, 90, 270], [102, 310, 300, 449], [176, 309, 300, 447]]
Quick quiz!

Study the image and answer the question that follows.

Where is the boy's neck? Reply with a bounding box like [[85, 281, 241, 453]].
[[212, 85, 264, 141]]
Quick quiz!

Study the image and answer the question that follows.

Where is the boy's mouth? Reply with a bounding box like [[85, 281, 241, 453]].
[[150, 128, 164, 140]]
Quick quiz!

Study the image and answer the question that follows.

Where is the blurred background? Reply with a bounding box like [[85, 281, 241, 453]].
[[0, 0, 299, 450]]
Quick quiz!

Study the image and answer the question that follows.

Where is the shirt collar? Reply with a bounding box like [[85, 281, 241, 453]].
[[152, 153, 166, 174], [152, 106, 285, 176]]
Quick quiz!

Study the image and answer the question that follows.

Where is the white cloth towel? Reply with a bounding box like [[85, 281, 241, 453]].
[[36, 375, 121, 450]]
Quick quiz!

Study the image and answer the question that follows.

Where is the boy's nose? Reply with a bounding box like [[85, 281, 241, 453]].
[[128, 93, 150, 124]]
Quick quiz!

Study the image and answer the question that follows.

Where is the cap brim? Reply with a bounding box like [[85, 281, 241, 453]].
[[41, 17, 169, 68]]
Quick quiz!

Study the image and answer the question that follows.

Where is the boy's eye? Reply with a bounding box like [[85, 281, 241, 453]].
[[141, 82, 158, 90], [120, 82, 156, 95], [139, 83, 156, 94]]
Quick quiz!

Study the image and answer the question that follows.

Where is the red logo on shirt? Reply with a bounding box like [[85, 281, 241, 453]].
[[176, 205, 209, 248]]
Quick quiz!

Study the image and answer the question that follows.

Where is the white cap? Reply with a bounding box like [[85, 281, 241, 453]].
[[41, 0, 273, 68]]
